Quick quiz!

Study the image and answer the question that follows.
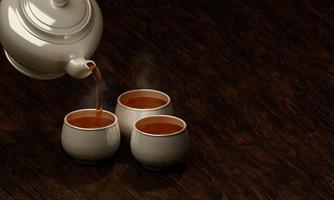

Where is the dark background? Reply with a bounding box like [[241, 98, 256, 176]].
[[0, 0, 333, 199]]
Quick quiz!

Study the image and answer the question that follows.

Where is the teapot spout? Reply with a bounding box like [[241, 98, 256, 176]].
[[66, 59, 94, 79]]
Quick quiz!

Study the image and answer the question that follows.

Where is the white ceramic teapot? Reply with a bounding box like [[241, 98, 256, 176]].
[[0, 0, 103, 79]]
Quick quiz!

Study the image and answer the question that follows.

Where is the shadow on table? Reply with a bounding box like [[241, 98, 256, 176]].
[[0, 128, 186, 194], [0, 131, 121, 188], [120, 163, 187, 192], [115, 140, 187, 192], [49, 149, 122, 186]]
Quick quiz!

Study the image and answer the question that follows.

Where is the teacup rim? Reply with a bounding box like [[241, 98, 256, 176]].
[[134, 115, 187, 137], [117, 89, 171, 111], [64, 109, 118, 131]]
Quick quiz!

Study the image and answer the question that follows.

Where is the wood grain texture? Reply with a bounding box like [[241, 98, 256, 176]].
[[0, 0, 333, 199]]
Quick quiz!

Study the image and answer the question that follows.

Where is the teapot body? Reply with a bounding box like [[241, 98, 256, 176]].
[[0, 0, 103, 79]]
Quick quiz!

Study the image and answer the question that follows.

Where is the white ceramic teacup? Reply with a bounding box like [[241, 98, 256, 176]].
[[61, 109, 121, 164], [115, 89, 173, 139], [130, 115, 189, 170]]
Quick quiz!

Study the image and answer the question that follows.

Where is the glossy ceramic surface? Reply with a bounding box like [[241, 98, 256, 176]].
[[0, 0, 103, 79], [61, 109, 121, 163], [130, 115, 189, 169], [115, 89, 173, 139]]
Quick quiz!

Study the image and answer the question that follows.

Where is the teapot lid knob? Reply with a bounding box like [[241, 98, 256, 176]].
[[52, 0, 69, 7]]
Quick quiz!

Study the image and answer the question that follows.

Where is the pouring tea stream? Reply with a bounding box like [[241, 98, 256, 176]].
[[0, 0, 103, 79]]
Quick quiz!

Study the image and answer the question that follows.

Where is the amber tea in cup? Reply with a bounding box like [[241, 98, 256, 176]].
[[62, 109, 121, 163], [137, 120, 183, 135], [115, 89, 173, 139], [131, 115, 189, 170], [120, 96, 167, 109], [67, 112, 114, 128]]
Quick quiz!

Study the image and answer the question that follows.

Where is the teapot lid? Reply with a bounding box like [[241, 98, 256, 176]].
[[18, 0, 94, 43]]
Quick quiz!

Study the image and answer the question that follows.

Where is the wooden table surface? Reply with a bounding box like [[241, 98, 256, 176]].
[[0, 0, 333, 199]]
